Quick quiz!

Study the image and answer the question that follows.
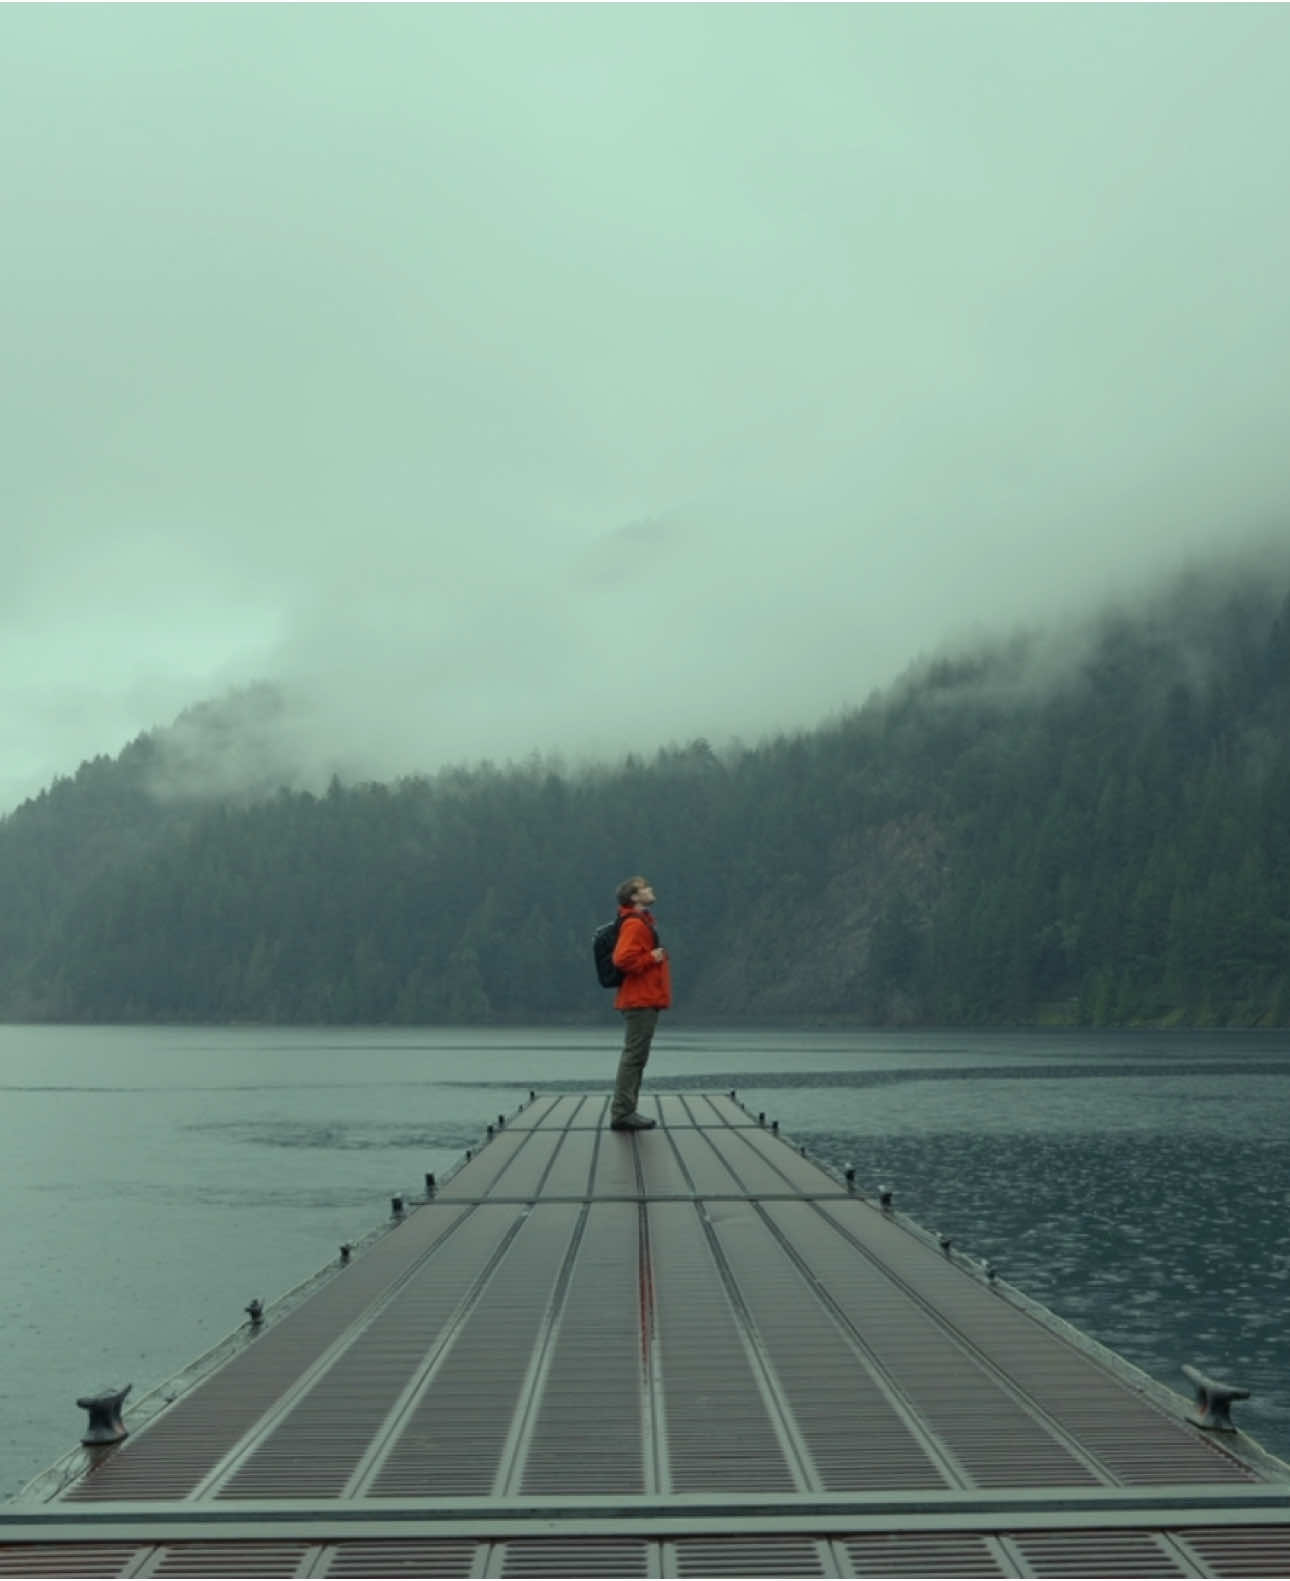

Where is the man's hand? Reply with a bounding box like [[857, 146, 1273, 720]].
[[652, 947, 667, 963]]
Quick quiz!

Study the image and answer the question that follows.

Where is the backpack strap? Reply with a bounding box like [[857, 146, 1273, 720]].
[[620, 910, 659, 947]]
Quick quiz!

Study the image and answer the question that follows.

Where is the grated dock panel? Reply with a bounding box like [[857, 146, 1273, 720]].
[[11, 1091, 1286, 1579]]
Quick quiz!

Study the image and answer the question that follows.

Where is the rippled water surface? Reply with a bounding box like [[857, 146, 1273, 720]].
[[3, 1024, 1289, 1498]]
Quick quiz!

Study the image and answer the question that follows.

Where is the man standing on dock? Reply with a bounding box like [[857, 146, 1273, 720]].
[[610, 876, 671, 1131]]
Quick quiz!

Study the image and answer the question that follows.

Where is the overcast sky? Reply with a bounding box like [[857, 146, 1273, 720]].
[[5, 5, 1290, 811]]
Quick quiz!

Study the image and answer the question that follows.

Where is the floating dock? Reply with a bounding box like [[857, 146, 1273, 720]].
[[4, 1092, 1290, 1577]]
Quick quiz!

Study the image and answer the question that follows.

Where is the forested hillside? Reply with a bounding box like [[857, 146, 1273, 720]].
[[4, 563, 1290, 1028]]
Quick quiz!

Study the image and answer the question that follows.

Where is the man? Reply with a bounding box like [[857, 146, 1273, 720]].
[[609, 875, 671, 1131]]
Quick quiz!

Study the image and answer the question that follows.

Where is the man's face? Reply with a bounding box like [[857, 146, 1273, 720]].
[[634, 882, 656, 907]]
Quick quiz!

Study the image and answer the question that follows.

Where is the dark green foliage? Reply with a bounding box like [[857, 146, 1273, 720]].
[[3, 564, 1290, 1027]]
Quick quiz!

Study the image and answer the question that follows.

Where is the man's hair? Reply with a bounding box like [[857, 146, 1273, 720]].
[[616, 876, 647, 907]]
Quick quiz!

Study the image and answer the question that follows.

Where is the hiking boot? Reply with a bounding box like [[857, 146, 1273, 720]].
[[610, 1113, 657, 1130]]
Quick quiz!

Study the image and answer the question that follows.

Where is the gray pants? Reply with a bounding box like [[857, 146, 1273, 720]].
[[612, 1008, 659, 1121]]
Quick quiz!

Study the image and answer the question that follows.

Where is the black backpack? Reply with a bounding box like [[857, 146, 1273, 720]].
[[592, 913, 659, 988], [592, 916, 626, 988]]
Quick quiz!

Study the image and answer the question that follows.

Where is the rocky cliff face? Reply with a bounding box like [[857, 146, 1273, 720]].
[[690, 811, 950, 1021]]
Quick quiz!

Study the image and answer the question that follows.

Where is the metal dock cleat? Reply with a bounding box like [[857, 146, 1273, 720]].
[[1182, 1363, 1250, 1431], [77, 1383, 131, 1445]]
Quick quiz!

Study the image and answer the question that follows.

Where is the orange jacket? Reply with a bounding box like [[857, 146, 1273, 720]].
[[612, 906, 672, 1011]]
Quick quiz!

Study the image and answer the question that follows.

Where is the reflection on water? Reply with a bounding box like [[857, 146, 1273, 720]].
[[183, 1119, 484, 1151], [2, 1024, 1288, 1499]]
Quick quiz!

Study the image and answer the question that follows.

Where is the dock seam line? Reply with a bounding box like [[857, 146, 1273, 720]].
[[106, 1542, 159, 1577], [492, 1199, 591, 1495], [295, 1541, 327, 1578], [688, 1200, 822, 1495], [818, 1194, 1126, 1483], [673, 1093, 744, 1195], [340, 1206, 544, 1497], [655, 1108, 698, 1199], [1161, 1527, 1223, 1578], [990, 1532, 1035, 1577], [161, 1202, 477, 1502], [639, 1194, 666, 1499], [793, 1196, 1132, 1488], [814, 1192, 1270, 1486], [746, 1198, 973, 1492]]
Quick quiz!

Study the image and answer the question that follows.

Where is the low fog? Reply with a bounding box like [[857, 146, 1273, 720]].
[[4, 6, 1290, 811]]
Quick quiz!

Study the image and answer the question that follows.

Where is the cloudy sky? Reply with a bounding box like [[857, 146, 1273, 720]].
[[5, 5, 1290, 811]]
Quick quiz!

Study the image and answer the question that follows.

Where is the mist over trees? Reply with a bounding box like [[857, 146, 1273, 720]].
[[3, 563, 1290, 1029]]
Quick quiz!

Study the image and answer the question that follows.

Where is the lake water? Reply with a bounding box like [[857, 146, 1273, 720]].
[[3, 1023, 1289, 1500]]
